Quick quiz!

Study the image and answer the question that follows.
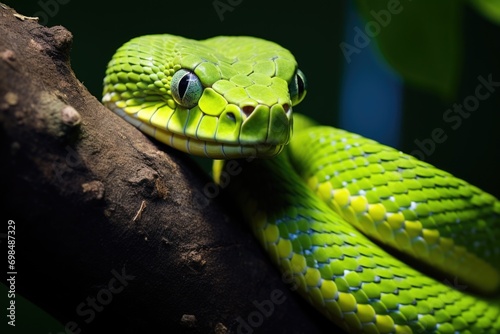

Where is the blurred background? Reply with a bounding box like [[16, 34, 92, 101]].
[[2, 0, 500, 332], [5, 0, 500, 196]]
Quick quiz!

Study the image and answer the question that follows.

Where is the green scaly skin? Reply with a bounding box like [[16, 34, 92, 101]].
[[103, 34, 296, 158], [103, 34, 500, 333]]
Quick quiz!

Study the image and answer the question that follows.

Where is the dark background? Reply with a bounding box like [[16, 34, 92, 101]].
[[2, 1, 500, 333], [4, 0, 500, 197]]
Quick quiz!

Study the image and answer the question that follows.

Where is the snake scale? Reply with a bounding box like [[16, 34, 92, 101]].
[[102, 34, 500, 333]]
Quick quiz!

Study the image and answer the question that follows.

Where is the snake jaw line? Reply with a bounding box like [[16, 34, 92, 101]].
[[105, 102, 285, 159], [103, 91, 292, 158]]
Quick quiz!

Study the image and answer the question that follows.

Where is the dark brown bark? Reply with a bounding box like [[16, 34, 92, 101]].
[[0, 4, 334, 334]]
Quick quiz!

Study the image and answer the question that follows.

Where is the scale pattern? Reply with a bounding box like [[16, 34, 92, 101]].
[[287, 125, 500, 294], [227, 151, 500, 333], [102, 34, 296, 158], [103, 34, 500, 333]]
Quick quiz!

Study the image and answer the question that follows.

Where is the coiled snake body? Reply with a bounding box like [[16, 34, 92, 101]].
[[103, 34, 500, 333]]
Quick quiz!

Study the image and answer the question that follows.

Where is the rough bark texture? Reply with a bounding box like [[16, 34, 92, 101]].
[[0, 4, 334, 333]]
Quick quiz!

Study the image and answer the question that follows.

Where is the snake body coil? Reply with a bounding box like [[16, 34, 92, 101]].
[[103, 34, 500, 333]]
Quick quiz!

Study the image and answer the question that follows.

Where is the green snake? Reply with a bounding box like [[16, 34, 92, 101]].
[[102, 34, 500, 333]]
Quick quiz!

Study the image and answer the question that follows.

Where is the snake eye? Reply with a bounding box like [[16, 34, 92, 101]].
[[171, 69, 203, 108], [289, 69, 307, 106]]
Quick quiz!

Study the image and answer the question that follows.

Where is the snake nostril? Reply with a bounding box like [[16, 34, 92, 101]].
[[242, 106, 255, 117], [283, 103, 290, 114]]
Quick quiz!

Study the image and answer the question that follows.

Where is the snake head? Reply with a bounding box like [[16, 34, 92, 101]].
[[102, 34, 307, 159]]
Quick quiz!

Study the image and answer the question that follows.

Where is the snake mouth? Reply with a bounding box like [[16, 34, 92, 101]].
[[232, 103, 293, 148], [182, 138, 285, 159], [160, 126, 286, 159], [108, 104, 286, 159], [154, 127, 286, 159]]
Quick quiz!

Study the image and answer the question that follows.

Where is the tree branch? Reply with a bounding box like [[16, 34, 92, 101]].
[[0, 4, 333, 333]]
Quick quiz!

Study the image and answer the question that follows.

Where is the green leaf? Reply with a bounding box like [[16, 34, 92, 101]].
[[353, 0, 464, 100], [469, 0, 500, 24]]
